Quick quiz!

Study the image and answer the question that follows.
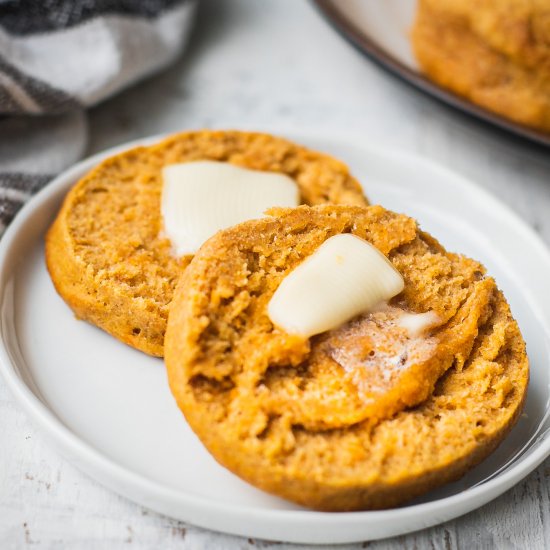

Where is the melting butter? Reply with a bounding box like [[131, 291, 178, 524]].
[[161, 161, 299, 256], [395, 310, 440, 338], [267, 234, 404, 338], [326, 306, 439, 401]]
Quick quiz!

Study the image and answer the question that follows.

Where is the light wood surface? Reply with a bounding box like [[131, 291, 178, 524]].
[[2, 0, 550, 547]]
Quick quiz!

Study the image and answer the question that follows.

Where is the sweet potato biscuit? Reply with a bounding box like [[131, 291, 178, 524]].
[[165, 205, 529, 511], [412, 1, 550, 132], [421, 0, 550, 75], [46, 131, 368, 357]]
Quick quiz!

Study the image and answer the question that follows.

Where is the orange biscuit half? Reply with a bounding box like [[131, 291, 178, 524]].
[[46, 131, 368, 357], [165, 205, 528, 511]]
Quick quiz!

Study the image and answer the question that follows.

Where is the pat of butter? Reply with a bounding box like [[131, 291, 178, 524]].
[[161, 161, 299, 256], [268, 234, 405, 338]]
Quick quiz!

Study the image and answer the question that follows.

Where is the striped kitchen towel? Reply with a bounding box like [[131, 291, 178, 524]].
[[0, 0, 196, 233]]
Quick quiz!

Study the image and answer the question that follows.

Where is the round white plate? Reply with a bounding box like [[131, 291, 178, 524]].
[[1, 133, 549, 545]]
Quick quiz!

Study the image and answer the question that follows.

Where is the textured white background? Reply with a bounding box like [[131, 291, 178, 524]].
[[2, 0, 550, 548]]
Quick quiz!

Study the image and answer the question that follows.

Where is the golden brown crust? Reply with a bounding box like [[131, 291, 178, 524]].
[[165, 205, 529, 510], [412, 0, 550, 133], [45, 130, 368, 357], [421, 0, 550, 74]]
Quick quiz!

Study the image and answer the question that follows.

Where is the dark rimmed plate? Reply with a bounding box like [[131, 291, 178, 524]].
[[313, 0, 550, 148]]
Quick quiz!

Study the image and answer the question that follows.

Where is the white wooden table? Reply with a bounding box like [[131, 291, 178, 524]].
[[2, 0, 550, 547]]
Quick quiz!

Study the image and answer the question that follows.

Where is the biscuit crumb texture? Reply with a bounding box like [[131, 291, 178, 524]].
[[165, 205, 529, 511], [45, 131, 368, 356], [412, 0, 550, 133]]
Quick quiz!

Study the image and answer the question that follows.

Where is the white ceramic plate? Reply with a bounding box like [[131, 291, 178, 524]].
[[1, 133, 549, 545], [313, 0, 550, 148]]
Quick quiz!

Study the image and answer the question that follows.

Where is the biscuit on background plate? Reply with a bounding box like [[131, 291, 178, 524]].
[[46, 130, 368, 357], [420, 0, 550, 75], [412, 0, 550, 133], [165, 205, 528, 511]]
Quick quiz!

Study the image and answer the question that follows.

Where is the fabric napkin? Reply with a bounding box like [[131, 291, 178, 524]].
[[0, 0, 195, 233]]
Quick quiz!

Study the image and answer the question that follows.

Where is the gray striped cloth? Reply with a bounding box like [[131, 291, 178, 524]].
[[0, 0, 196, 233]]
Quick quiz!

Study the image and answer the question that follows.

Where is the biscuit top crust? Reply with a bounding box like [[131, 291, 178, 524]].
[[421, 0, 550, 73]]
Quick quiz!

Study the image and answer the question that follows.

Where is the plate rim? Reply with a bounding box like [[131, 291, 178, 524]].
[[312, 0, 550, 149], [1, 132, 549, 544]]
